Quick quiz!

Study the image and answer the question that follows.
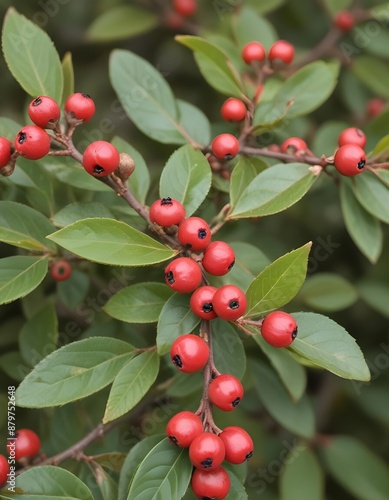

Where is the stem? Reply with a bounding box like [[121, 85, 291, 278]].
[[239, 146, 329, 166]]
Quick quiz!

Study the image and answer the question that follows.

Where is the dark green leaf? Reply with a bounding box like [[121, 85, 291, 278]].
[[92, 453, 127, 473], [226, 471, 248, 500], [16, 337, 135, 407], [0, 116, 21, 139], [52, 202, 115, 228], [212, 320, 246, 379], [312, 121, 348, 156], [358, 281, 389, 319], [47, 218, 177, 266], [352, 171, 389, 224], [246, 0, 286, 14], [0, 351, 30, 381], [91, 462, 119, 500], [352, 56, 389, 98], [324, 0, 353, 14], [232, 6, 277, 49], [57, 270, 90, 309], [230, 157, 268, 210], [61, 51, 74, 104]]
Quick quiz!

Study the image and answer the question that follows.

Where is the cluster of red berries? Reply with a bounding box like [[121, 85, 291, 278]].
[[334, 127, 367, 176], [242, 39, 295, 66]]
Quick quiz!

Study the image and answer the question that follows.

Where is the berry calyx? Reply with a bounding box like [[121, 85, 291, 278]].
[[190, 286, 218, 320], [269, 40, 295, 65], [241, 41, 266, 64], [219, 426, 254, 464], [208, 374, 244, 412], [281, 137, 308, 154], [189, 432, 225, 470], [191, 466, 231, 500], [164, 257, 202, 293], [166, 411, 203, 447], [65, 92, 95, 122], [212, 285, 247, 321], [50, 260, 72, 282], [82, 141, 120, 177], [170, 334, 209, 373], [338, 127, 366, 148], [211, 133, 240, 160], [149, 197, 186, 227], [173, 0, 197, 17], [220, 98, 247, 122], [0, 137, 12, 168], [334, 144, 366, 176], [261, 311, 298, 347], [366, 98, 385, 118], [28, 96, 61, 128], [177, 217, 211, 251], [202, 241, 235, 276], [7, 429, 41, 461], [0, 454, 9, 487], [334, 11, 355, 31], [14, 125, 51, 160]]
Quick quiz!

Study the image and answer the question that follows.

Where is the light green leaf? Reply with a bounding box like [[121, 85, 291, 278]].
[[212, 320, 246, 380], [321, 436, 389, 500], [312, 121, 348, 156], [16, 337, 135, 407], [324, 0, 353, 14], [47, 218, 176, 266], [52, 202, 115, 228], [2, 8, 63, 102], [290, 312, 370, 381], [232, 6, 277, 49], [352, 56, 389, 99], [104, 283, 174, 324], [0, 116, 21, 139], [372, 133, 389, 157], [230, 157, 268, 210], [87, 6, 158, 42], [352, 171, 389, 224], [0, 256, 48, 305], [230, 163, 317, 219], [127, 438, 192, 500], [61, 51, 74, 104], [246, 0, 286, 14], [245, 243, 311, 317], [160, 145, 212, 217], [177, 100, 211, 147], [103, 351, 160, 423]]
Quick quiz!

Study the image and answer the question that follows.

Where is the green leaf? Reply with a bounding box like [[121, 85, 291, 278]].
[[47, 218, 176, 266], [250, 360, 315, 438], [358, 281, 389, 319], [0, 465, 93, 499], [230, 157, 268, 210], [324, 0, 353, 14], [157, 293, 200, 356], [232, 6, 277, 49], [312, 121, 349, 156], [19, 303, 58, 368], [87, 6, 158, 42], [2, 8, 63, 102], [298, 273, 358, 312], [254, 62, 338, 125], [112, 136, 150, 204], [57, 270, 90, 309], [280, 447, 324, 500], [0, 256, 48, 305], [230, 164, 317, 219], [245, 243, 311, 318], [246, 0, 286, 14], [340, 178, 382, 263], [226, 471, 249, 500], [16, 337, 135, 408], [61, 51, 74, 104], [212, 320, 246, 380], [176, 100, 211, 147], [321, 436, 389, 500], [127, 438, 192, 500], [176, 36, 245, 98], [0, 351, 30, 381], [104, 283, 174, 324], [352, 171, 389, 224], [91, 463, 119, 500], [372, 133, 389, 157], [352, 56, 389, 99], [0, 116, 21, 139], [104, 351, 160, 423], [160, 145, 212, 217], [52, 202, 115, 227], [0, 200, 56, 252], [290, 312, 370, 381]]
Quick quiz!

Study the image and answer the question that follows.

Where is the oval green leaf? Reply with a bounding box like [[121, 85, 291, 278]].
[[230, 157, 268, 210], [232, 6, 277, 49], [176, 99, 211, 147], [61, 51, 74, 104], [352, 56, 389, 99], [212, 320, 246, 380], [352, 171, 389, 224]]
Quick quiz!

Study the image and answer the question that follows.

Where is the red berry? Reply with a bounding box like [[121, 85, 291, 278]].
[[164, 257, 202, 293], [366, 98, 385, 118], [177, 217, 211, 252], [0, 136, 12, 168], [165, 11, 184, 30], [202, 241, 235, 276], [7, 429, 41, 461], [0, 454, 9, 487], [189, 432, 225, 470], [220, 98, 247, 122], [334, 144, 366, 176], [241, 41, 266, 64], [170, 334, 209, 373], [149, 197, 186, 227], [208, 374, 244, 412], [281, 137, 308, 154], [50, 260, 72, 282], [211, 133, 240, 160], [65, 92, 95, 122], [219, 426, 254, 464], [212, 285, 247, 321], [269, 40, 295, 65], [190, 286, 218, 320], [191, 466, 231, 500], [166, 411, 203, 447], [334, 11, 355, 31], [82, 141, 120, 177], [173, 0, 197, 17], [261, 311, 298, 347], [28, 96, 60, 128], [338, 127, 366, 148], [14, 125, 51, 160]]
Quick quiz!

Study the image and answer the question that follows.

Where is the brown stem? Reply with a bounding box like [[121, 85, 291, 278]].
[[239, 146, 329, 167]]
